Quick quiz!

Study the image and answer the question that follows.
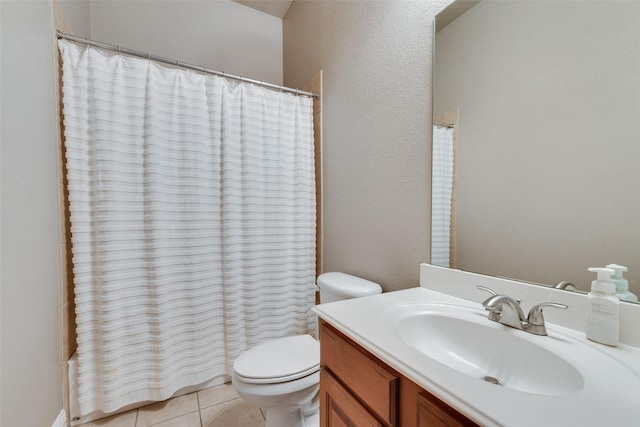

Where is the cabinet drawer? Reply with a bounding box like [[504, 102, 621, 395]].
[[321, 368, 384, 427], [320, 323, 398, 426]]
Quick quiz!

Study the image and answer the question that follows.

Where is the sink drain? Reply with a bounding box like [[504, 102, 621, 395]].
[[482, 375, 501, 385]]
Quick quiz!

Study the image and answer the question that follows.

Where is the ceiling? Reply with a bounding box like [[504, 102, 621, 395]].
[[232, 0, 294, 19]]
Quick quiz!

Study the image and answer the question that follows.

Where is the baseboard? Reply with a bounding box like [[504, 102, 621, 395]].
[[52, 409, 67, 427]]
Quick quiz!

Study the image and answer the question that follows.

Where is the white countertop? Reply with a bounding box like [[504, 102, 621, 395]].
[[313, 287, 640, 427]]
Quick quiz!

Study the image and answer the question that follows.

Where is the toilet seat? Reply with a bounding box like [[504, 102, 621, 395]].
[[233, 334, 320, 384]]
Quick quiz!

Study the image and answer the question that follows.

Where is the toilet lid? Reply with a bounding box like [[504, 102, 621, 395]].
[[233, 335, 320, 384]]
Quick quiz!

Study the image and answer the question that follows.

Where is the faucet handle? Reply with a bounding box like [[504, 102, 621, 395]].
[[527, 302, 568, 324], [477, 285, 497, 296], [477, 285, 521, 301], [554, 281, 576, 291], [477, 285, 522, 307], [526, 302, 568, 336], [477, 286, 502, 321]]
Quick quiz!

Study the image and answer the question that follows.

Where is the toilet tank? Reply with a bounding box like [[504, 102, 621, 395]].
[[317, 272, 382, 303]]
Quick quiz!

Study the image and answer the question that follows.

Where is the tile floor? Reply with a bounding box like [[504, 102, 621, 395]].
[[79, 383, 265, 427]]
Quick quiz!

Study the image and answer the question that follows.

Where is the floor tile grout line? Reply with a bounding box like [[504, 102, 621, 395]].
[[144, 409, 201, 427], [197, 391, 203, 427], [82, 385, 254, 427]]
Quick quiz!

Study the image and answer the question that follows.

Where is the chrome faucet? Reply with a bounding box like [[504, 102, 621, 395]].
[[554, 281, 576, 291], [477, 286, 568, 336]]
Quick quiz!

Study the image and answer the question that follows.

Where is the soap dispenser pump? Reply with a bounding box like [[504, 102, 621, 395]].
[[606, 263, 638, 303], [586, 267, 619, 346]]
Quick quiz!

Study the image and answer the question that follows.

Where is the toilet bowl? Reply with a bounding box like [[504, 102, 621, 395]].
[[231, 272, 382, 427], [232, 335, 320, 427]]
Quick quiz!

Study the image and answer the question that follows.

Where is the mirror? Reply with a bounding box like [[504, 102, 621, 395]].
[[432, 0, 640, 302]]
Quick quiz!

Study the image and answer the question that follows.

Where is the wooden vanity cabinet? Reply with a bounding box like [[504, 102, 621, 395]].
[[416, 391, 478, 427], [319, 320, 478, 427], [320, 321, 398, 426], [320, 368, 385, 426]]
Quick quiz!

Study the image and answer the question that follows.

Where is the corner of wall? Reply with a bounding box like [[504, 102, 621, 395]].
[[303, 71, 323, 279], [52, 409, 67, 427], [52, 1, 91, 423]]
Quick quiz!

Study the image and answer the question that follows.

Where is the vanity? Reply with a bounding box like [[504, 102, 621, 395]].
[[313, 264, 640, 427], [319, 319, 476, 426]]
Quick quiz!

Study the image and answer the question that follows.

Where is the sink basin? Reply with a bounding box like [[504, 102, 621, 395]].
[[316, 286, 640, 426], [389, 304, 585, 396]]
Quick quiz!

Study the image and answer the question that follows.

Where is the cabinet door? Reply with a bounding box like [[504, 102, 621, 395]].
[[321, 368, 384, 427], [320, 323, 398, 425], [416, 392, 477, 427]]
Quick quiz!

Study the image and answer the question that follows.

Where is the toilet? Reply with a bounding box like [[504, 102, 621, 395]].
[[232, 272, 382, 427]]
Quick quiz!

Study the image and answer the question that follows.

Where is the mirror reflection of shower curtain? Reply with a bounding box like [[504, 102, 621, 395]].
[[431, 124, 455, 267], [59, 39, 316, 417]]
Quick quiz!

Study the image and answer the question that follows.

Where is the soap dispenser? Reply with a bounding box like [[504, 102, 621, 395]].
[[586, 267, 619, 346], [606, 263, 638, 303]]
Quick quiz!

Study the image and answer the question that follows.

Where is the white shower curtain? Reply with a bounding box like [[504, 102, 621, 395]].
[[59, 40, 316, 416], [431, 125, 454, 268]]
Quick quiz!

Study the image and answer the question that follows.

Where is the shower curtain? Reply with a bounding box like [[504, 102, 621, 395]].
[[431, 125, 455, 268], [59, 40, 316, 416]]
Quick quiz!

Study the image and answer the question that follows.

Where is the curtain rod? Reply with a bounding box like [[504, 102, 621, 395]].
[[433, 121, 454, 128], [56, 30, 319, 99]]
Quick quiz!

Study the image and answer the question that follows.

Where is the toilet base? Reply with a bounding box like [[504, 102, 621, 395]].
[[264, 392, 319, 427], [264, 407, 319, 427], [302, 410, 320, 427]]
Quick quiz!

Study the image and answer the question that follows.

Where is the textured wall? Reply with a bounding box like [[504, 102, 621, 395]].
[[284, 0, 452, 291], [1, 1, 63, 426], [90, 0, 283, 85]]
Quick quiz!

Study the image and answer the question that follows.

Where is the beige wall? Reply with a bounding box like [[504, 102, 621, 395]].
[[56, 0, 90, 37], [90, 0, 283, 85], [283, 0, 452, 291], [1, 1, 63, 426]]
